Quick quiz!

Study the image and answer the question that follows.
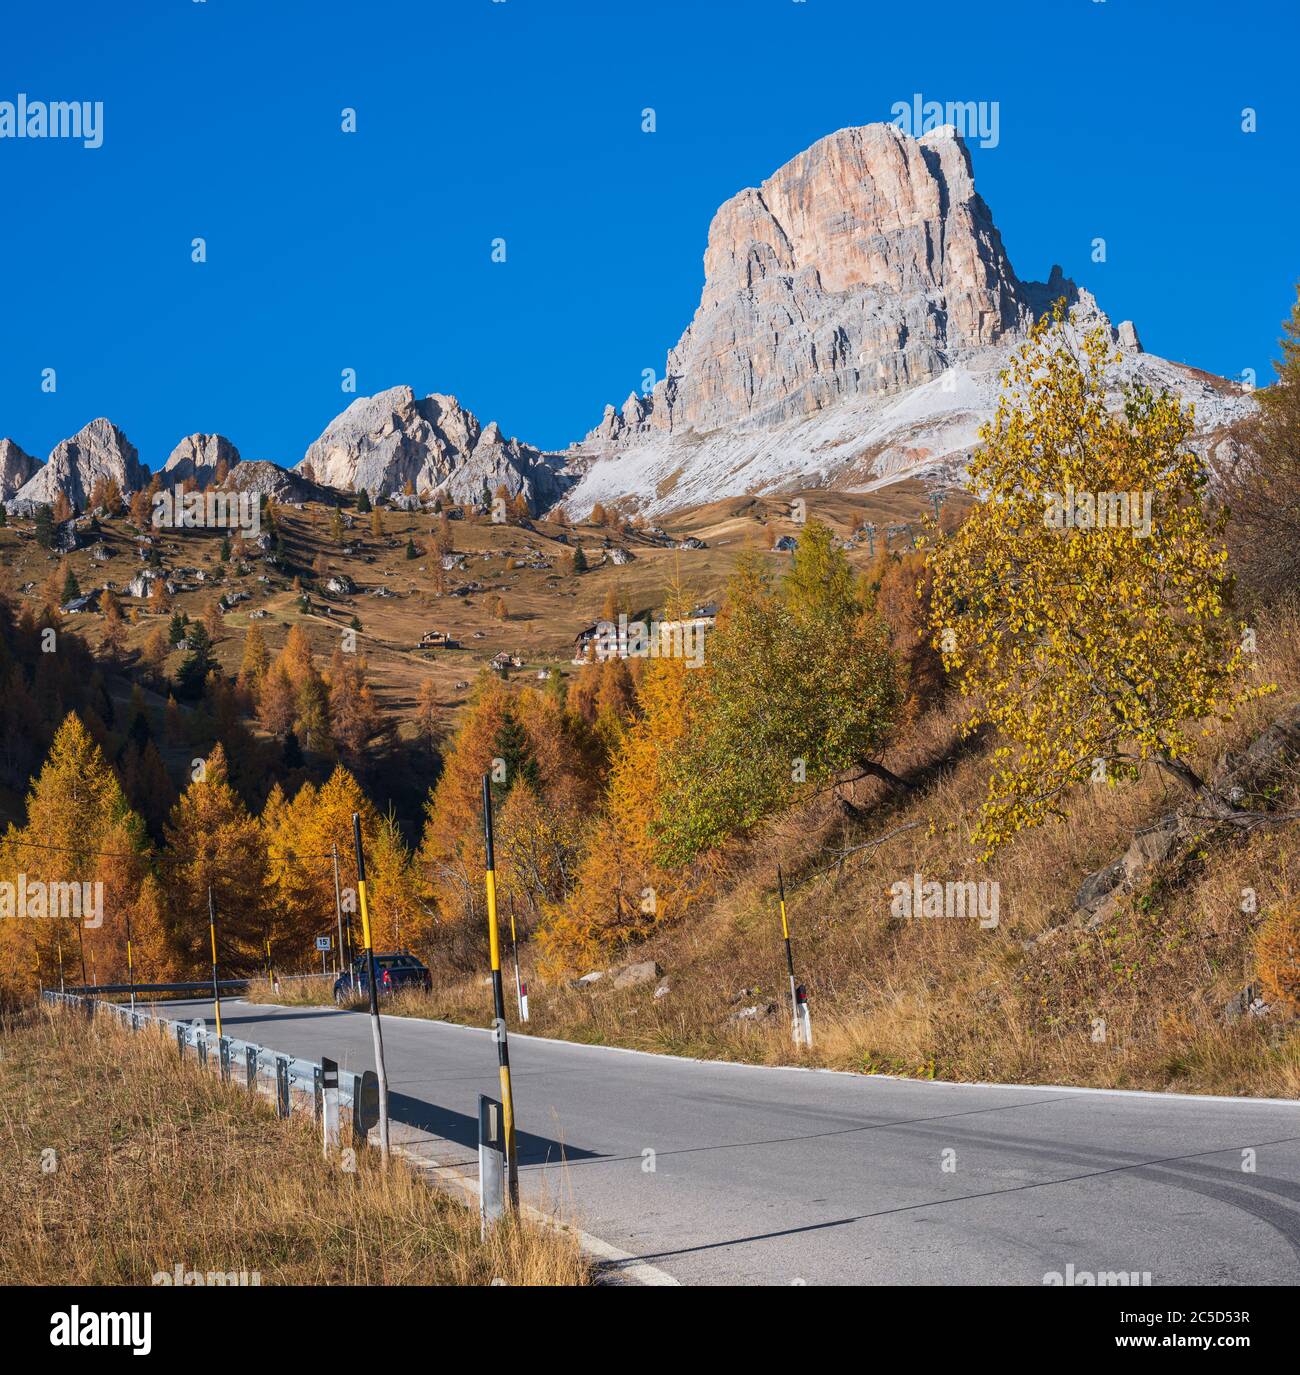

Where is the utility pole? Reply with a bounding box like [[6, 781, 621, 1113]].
[[331, 844, 345, 977], [508, 896, 528, 1024], [208, 887, 223, 1039], [482, 776, 519, 1205], [352, 812, 391, 1165]]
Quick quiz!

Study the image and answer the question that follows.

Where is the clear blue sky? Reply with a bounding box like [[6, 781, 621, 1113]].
[[0, 0, 1295, 472]]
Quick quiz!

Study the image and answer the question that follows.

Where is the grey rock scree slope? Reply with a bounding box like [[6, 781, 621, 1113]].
[[164, 998, 1300, 1286]]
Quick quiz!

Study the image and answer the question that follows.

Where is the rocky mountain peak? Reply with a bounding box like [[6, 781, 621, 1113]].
[[586, 122, 1042, 449], [301, 386, 565, 509], [162, 433, 242, 488], [562, 120, 1250, 517], [14, 417, 147, 510]]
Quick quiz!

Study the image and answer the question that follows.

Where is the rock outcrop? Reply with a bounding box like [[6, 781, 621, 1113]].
[[590, 123, 1030, 446], [224, 460, 337, 506], [562, 122, 1255, 518], [0, 439, 39, 500], [13, 418, 147, 510], [301, 386, 566, 511], [161, 433, 242, 488]]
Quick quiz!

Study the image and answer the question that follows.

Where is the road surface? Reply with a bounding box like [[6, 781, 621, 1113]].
[[161, 997, 1300, 1286]]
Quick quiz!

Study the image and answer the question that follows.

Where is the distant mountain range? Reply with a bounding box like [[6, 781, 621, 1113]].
[[2, 122, 1255, 520]]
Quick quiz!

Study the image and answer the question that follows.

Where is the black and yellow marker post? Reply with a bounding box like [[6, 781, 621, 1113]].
[[207, 886, 222, 1040], [777, 867, 802, 1049], [124, 906, 136, 1013], [482, 774, 519, 1205], [331, 843, 346, 977], [352, 812, 392, 1164]]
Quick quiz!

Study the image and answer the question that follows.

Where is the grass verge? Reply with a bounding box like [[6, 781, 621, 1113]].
[[0, 1005, 590, 1286]]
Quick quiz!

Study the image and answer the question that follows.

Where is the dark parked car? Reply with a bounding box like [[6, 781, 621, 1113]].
[[334, 952, 432, 1004]]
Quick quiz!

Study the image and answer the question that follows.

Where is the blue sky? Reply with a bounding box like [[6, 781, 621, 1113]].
[[0, 0, 1295, 471]]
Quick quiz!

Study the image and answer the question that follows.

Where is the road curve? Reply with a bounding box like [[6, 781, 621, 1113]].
[[159, 997, 1300, 1286]]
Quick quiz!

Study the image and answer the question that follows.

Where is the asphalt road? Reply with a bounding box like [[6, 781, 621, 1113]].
[[162, 997, 1300, 1286]]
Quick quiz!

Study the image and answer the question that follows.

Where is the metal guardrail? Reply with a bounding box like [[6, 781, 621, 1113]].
[[40, 990, 377, 1135], [61, 980, 251, 996]]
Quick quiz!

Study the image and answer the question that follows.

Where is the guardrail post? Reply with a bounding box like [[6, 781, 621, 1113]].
[[197, 1029, 209, 1069], [478, 1094, 506, 1237], [313, 1064, 323, 1122], [219, 1037, 231, 1083], [82, 996, 94, 1022], [176, 1024, 186, 1059], [245, 1045, 258, 1091], [275, 1056, 291, 1118], [321, 1057, 340, 1156]]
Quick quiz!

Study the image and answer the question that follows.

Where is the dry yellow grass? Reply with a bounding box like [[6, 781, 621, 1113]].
[[0, 1006, 590, 1286]]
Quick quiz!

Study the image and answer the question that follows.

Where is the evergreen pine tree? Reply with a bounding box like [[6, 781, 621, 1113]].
[[176, 622, 217, 699], [492, 705, 540, 801]]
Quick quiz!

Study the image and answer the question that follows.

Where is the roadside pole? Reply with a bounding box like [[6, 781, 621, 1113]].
[[331, 844, 346, 977], [482, 775, 519, 1206], [125, 907, 136, 1013], [777, 867, 808, 1049], [75, 915, 88, 987], [508, 895, 528, 1024], [352, 812, 391, 1165], [207, 887, 223, 1039], [57, 937, 64, 994]]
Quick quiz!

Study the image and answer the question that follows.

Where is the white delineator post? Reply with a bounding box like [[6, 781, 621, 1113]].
[[321, 1056, 340, 1157], [509, 896, 529, 1024]]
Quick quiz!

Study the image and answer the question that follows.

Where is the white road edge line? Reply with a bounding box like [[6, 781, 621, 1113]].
[[392, 1145, 680, 1287], [240, 1000, 1300, 1110]]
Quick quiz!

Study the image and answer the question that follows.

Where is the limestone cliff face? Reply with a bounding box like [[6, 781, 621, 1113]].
[[0, 439, 38, 500], [162, 433, 242, 488], [300, 386, 564, 509], [560, 119, 1239, 519], [14, 418, 147, 509], [587, 123, 1039, 446]]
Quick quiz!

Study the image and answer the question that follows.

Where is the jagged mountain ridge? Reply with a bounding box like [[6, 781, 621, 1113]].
[[2, 121, 1255, 520], [1, 388, 559, 515]]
